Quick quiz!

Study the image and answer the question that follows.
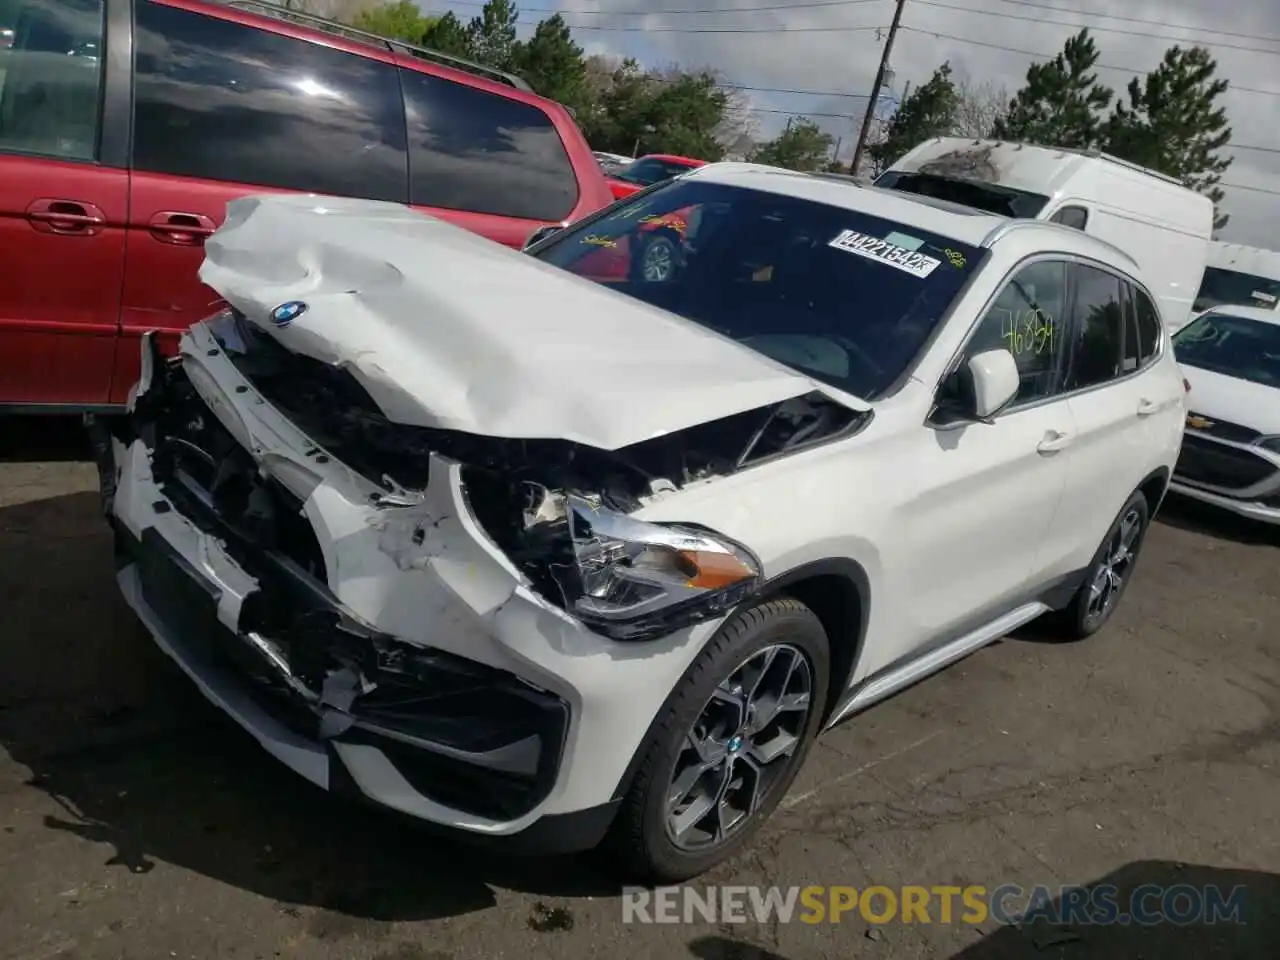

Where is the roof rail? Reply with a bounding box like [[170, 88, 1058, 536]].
[[222, 0, 533, 92], [980, 217, 1139, 270]]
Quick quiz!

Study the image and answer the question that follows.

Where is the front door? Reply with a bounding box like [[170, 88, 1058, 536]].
[[0, 0, 126, 407], [874, 259, 1078, 673]]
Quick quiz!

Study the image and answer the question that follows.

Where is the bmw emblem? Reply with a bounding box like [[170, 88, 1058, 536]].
[[270, 300, 308, 327]]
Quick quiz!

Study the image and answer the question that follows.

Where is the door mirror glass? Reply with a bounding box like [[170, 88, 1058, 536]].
[[968, 348, 1021, 419], [523, 225, 562, 250]]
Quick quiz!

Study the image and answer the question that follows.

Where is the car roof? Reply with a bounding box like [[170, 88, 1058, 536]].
[[642, 154, 705, 166], [684, 162, 1009, 247], [1197, 303, 1280, 326]]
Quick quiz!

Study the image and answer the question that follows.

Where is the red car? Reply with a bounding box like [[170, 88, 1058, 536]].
[[0, 0, 612, 413], [606, 154, 707, 200]]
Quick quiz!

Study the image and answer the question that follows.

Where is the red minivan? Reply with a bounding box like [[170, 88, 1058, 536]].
[[0, 0, 613, 412]]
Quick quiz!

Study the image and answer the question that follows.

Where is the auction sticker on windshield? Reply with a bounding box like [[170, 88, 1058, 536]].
[[828, 229, 941, 279]]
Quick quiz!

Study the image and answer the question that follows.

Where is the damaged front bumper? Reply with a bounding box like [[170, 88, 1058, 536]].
[[97, 326, 722, 852]]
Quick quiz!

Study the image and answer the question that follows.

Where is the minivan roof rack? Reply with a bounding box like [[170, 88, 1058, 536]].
[[222, 0, 534, 92]]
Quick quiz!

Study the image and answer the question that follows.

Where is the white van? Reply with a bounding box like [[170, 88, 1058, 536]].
[[1194, 241, 1280, 313], [875, 137, 1215, 333]]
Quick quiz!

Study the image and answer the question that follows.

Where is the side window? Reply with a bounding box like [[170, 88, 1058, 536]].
[[132, 4, 407, 201], [402, 70, 578, 222], [1121, 285, 1142, 373], [1063, 264, 1125, 391], [961, 259, 1070, 406], [626, 159, 667, 185], [1051, 206, 1089, 231], [1132, 287, 1163, 362], [0, 0, 104, 161]]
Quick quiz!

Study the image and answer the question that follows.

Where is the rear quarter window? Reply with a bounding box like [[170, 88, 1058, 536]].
[[401, 69, 578, 222]]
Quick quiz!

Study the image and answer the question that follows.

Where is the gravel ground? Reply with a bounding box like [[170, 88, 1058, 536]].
[[1, 418, 1277, 960]]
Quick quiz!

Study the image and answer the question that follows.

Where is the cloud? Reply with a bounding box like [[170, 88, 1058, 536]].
[[436, 0, 1280, 246]]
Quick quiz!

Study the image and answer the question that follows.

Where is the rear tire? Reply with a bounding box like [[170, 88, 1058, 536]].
[[1052, 490, 1150, 641], [609, 597, 830, 884]]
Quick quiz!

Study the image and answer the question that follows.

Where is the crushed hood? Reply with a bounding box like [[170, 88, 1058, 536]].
[[198, 194, 861, 450]]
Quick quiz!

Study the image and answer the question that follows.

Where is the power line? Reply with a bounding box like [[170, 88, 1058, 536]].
[[898, 26, 1280, 97], [440, 0, 887, 14], [1221, 181, 1280, 197], [1230, 143, 1280, 156], [747, 106, 860, 118], [493, 18, 887, 33], [913, 0, 1280, 58], [989, 0, 1280, 46]]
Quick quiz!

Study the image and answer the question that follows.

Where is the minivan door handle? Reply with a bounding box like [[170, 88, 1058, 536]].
[[149, 211, 217, 246], [26, 198, 106, 236], [1136, 399, 1160, 418], [1036, 430, 1074, 455]]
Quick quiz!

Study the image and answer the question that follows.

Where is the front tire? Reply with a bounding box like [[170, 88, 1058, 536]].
[[1054, 490, 1151, 640], [609, 597, 830, 883]]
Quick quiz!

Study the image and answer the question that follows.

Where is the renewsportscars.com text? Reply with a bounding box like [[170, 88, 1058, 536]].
[[621, 883, 1248, 926]]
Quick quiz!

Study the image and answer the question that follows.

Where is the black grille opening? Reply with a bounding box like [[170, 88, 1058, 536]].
[[130, 359, 570, 821], [1175, 435, 1277, 491]]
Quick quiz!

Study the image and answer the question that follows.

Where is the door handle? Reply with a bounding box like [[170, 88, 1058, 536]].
[[26, 198, 106, 236], [149, 211, 218, 246], [1037, 430, 1073, 454], [1136, 399, 1160, 418]]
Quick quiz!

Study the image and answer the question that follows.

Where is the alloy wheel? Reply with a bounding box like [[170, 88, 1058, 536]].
[[1085, 506, 1143, 623], [664, 643, 815, 851], [641, 237, 676, 282]]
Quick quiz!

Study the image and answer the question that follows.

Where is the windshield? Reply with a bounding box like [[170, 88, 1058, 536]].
[[614, 157, 694, 186], [530, 179, 985, 399], [1193, 266, 1280, 313], [1173, 312, 1280, 389], [874, 171, 1050, 219]]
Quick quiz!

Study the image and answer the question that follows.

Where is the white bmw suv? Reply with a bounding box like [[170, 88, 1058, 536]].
[[92, 164, 1186, 882]]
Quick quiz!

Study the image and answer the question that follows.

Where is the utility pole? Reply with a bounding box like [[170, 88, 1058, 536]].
[[849, 0, 907, 176]]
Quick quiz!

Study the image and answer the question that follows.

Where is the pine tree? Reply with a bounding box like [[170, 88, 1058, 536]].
[[992, 29, 1113, 148], [512, 15, 587, 109], [1102, 46, 1233, 229]]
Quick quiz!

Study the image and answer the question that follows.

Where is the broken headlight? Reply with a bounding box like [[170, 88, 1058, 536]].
[[557, 494, 761, 641]]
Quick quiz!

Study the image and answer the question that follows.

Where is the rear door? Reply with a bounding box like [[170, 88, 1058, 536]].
[[1047, 263, 1180, 573], [398, 65, 590, 249], [0, 0, 127, 408], [115, 0, 409, 402]]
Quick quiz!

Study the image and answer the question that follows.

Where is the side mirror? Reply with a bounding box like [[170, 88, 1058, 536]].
[[967, 348, 1021, 420], [523, 225, 562, 251], [936, 348, 1020, 425]]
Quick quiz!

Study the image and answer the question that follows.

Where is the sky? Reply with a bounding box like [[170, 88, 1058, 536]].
[[423, 0, 1280, 247]]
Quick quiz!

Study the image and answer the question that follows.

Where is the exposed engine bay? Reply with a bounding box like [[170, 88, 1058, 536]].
[[140, 310, 869, 641]]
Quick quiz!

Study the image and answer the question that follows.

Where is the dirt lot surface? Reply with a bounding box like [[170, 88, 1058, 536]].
[[1, 419, 1278, 960]]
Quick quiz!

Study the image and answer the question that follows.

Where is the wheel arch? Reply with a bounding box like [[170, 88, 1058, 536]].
[[1137, 466, 1172, 516], [756, 559, 871, 723], [605, 558, 871, 803]]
